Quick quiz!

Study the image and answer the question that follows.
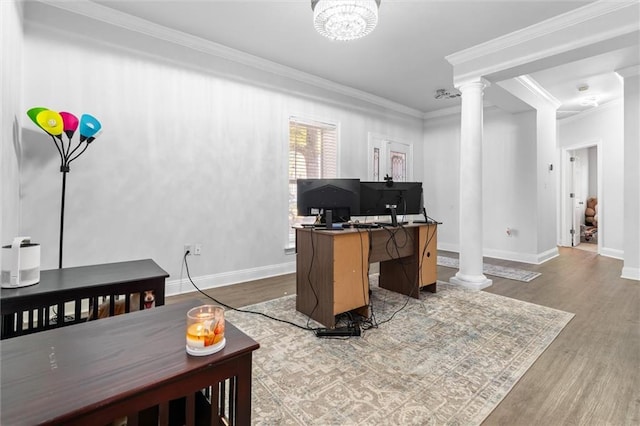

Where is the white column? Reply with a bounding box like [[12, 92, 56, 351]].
[[450, 78, 492, 290], [617, 66, 640, 281]]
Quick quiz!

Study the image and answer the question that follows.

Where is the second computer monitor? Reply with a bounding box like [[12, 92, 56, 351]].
[[359, 181, 423, 225]]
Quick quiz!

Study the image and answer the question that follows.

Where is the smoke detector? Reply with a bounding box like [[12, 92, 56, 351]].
[[434, 88, 461, 100]]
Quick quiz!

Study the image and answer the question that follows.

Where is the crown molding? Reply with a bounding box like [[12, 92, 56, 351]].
[[35, 0, 423, 119], [616, 64, 640, 78], [446, 0, 638, 66], [514, 75, 562, 109], [446, 0, 640, 86], [423, 105, 461, 121]]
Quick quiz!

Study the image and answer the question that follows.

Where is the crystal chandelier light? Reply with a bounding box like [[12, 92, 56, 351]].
[[311, 0, 381, 41]]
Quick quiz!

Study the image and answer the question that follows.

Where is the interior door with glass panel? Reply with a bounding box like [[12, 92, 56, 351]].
[[368, 134, 412, 182], [570, 152, 585, 247], [387, 141, 411, 182]]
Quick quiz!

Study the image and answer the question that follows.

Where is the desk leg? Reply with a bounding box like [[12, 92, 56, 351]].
[[422, 282, 437, 293], [379, 225, 438, 298]]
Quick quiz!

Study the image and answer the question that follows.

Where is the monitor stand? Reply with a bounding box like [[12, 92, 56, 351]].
[[376, 206, 399, 227]]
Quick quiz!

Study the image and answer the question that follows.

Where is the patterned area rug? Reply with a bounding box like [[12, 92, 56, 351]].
[[226, 282, 573, 425], [437, 256, 542, 282]]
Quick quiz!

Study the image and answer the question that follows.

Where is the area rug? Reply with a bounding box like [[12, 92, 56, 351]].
[[226, 282, 573, 425], [437, 256, 542, 282]]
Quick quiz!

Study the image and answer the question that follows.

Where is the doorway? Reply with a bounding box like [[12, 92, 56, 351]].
[[367, 133, 413, 182], [560, 140, 602, 253]]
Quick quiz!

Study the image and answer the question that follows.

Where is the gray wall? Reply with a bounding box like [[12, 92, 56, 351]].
[[0, 0, 23, 257], [18, 14, 423, 293], [558, 101, 624, 258], [423, 108, 548, 263]]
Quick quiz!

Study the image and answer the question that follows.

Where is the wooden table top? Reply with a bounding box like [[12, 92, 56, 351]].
[[0, 259, 169, 303], [0, 300, 259, 425]]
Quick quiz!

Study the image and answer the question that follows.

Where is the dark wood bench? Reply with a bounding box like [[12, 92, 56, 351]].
[[0, 259, 168, 339]]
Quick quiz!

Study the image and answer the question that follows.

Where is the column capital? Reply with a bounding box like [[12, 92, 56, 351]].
[[455, 77, 491, 92]]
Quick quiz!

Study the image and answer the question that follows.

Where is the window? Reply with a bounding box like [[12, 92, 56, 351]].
[[288, 117, 337, 245]]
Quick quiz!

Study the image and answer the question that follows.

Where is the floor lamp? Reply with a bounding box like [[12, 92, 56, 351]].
[[27, 107, 102, 269]]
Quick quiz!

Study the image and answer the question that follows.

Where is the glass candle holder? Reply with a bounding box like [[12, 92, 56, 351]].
[[186, 305, 226, 356]]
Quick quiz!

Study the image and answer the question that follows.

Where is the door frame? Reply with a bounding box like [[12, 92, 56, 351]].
[[559, 139, 602, 252]]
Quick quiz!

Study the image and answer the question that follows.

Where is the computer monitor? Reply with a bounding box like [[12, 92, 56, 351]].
[[296, 179, 361, 226], [359, 180, 423, 226]]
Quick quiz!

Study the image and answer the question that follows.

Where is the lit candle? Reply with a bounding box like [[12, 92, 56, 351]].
[[186, 305, 226, 356]]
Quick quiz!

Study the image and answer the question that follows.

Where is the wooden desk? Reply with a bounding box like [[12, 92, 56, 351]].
[[295, 223, 437, 327], [0, 259, 169, 339], [0, 300, 259, 426]]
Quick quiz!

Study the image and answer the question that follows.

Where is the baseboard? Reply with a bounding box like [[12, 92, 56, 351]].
[[535, 247, 560, 264], [437, 242, 459, 253], [600, 247, 624, 260], [621, 266, 640, 281], [165, 261, 296, 296], [440, 245, 559, 265]]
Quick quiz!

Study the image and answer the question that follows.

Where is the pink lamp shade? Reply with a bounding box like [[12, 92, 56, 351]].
[[79, 114, 102, 142], [35, 110, 64, 137], [59, 112, 79, 139], [26, 107, 50, 131]]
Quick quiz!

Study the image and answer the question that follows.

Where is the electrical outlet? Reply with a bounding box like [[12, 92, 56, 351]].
[[184, 244, 193, 255], [194, 244, 202, 256]]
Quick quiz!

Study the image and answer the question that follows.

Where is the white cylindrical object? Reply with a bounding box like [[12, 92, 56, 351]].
[[1, 237, 40, 288]]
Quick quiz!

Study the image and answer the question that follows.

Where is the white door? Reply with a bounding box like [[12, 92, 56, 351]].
[[387, 141, 411, 182], [368, 133, 413, 182], [569, 152, 587, 247]]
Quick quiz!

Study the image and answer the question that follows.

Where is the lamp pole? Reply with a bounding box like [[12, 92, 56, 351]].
[[58, 166, 69, 269]]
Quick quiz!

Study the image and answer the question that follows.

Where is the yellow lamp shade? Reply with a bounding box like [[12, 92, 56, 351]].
[[36, 110, 64, 136]]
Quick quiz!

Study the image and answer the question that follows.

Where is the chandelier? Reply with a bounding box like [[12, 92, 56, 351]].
[[311, 0, 381, 41]]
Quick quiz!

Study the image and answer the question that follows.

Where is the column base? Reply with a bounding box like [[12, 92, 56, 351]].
[[450, 272, 493, 290]]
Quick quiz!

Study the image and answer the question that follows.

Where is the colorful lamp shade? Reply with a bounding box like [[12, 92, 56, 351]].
[[26, 107, 50, 131], [86, 128, 103, 144], [79, 114, 102, 142], [59, 112, 79, 139], [35, 109, 64, 137]]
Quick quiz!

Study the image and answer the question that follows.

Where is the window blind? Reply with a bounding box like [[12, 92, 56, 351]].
[[288, 118, 337, 245]]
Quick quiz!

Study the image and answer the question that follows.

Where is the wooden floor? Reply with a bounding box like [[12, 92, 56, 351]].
[[168, 247, 639, 425]]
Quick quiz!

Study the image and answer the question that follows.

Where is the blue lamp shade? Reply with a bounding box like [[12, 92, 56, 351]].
[[79, 114, 102, 142]]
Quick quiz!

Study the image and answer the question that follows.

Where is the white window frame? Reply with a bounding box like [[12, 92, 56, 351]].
[[286, 115, 340, 249]]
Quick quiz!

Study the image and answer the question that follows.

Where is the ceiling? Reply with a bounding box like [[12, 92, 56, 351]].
[[63, 1, 640, 115]]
